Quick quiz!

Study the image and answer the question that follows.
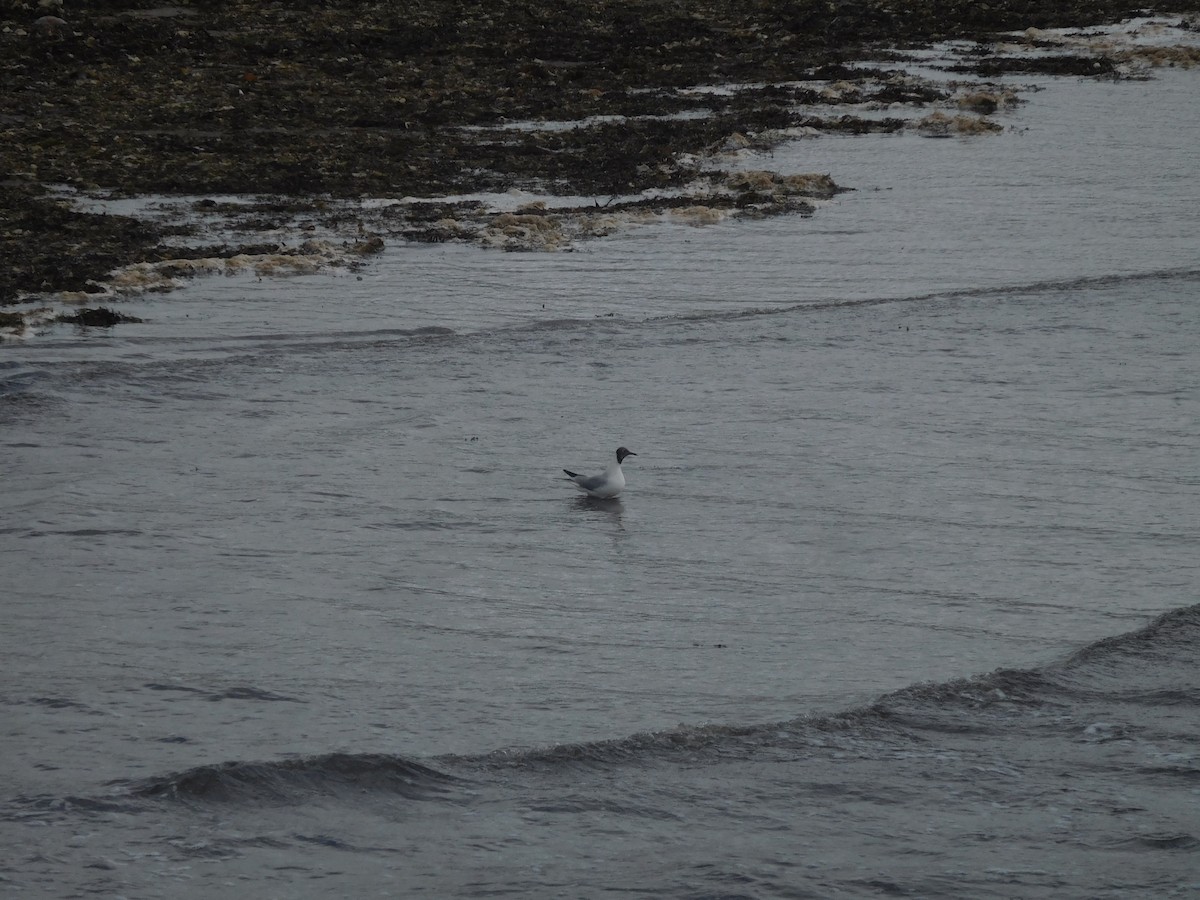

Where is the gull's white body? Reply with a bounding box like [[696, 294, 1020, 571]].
[[563, 447, 636, 498]]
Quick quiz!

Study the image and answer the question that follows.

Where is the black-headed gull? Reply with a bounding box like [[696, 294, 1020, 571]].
[[563, 447, 637, 498]]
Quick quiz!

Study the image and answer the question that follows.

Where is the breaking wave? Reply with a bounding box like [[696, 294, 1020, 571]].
[[11, 603, 1194, 815]]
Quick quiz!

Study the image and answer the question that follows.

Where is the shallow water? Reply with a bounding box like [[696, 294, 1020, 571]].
[[2, 58, 1199, 900]]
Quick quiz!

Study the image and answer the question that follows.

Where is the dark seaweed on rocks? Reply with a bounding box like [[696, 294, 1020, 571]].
[[950, 54, 1120, 76], [0, 184, 158, 304], [56, 306, 144, 326], [2, 0, 1198, 304]]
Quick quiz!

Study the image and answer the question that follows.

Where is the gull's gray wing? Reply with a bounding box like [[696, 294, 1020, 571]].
[[568, 471, 608, 491]]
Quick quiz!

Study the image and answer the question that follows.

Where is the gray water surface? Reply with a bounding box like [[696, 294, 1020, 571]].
[[2, 54, 1199, 900]]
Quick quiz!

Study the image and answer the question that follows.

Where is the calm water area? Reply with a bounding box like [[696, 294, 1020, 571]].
[[2, 50, 1199, 899]]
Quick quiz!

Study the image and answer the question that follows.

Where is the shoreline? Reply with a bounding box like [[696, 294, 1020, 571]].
[[2, 1, 1198, 331]]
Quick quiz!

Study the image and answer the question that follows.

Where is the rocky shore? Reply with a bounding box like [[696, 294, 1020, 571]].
[[2, 0, 1197, 322]]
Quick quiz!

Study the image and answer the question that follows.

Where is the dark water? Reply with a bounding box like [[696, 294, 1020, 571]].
[[4, 604, 1199, 897], [3, 51, 1199, 900]]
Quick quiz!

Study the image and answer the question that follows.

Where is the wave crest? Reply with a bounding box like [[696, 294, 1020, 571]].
[[130, 752, 459, 804]]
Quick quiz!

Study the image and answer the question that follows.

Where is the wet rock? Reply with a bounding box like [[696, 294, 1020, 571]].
[[0, 185, 160, 305], [481, 213, 569, 251], [916, 111, 1004, 137], [351, 235, 385, 255], [31, 15, 71, 40], [955, 89, 1021, 114], [57, 306, 143, 326], [954, 54, 1119, 77], [0, 310, 27, 331], [726, 171, 840, 200], [670, 206, 727, 226], [1116, 44, 1200, 68]]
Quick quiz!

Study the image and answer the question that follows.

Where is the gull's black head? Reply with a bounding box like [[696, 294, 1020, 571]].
[[616, 447, 636, 463]]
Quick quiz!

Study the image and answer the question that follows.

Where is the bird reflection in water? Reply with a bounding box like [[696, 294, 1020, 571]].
[[571, 494, 625, 531]]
